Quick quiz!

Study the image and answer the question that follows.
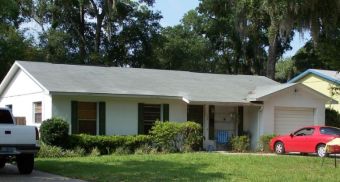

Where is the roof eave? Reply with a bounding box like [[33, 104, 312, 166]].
[[247, 83, 297, 101], [288, 69, 340, 84], [50, 91, 186, 100], [250, 83, 337, 103], [15, 61, 49, 93], [0, 61, 50, 98], [0, 62, 20, 97]]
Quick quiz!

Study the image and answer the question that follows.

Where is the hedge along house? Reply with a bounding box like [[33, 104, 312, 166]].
[[0, 61, 335, 150]]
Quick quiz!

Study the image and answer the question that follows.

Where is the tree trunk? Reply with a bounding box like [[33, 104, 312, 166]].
[[89, 0, 105, 64], [267, 33, 278, 79], [79, 4, 86, 63], [310, 14, 319, 48], [95, 16, 103, 56]]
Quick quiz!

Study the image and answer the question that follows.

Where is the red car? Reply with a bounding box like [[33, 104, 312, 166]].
[[270, 126, 340, 157]]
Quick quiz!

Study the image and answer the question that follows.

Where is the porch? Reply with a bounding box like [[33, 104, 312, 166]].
[[187, 104, 262, 151]]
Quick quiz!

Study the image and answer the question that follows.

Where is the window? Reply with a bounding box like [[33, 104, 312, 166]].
[[320, 127, 340, 136], [294, 128, 314, 136], [78, 102, 97, 135], [187, 105, 203, 125], [143, 104, 161, 134], [33, 102, 42, 123]]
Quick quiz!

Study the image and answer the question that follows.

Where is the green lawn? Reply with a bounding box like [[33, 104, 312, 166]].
[[35, 153, 340, 182]]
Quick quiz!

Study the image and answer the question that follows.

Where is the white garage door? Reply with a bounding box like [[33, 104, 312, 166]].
[[274, 107, 314, 135]]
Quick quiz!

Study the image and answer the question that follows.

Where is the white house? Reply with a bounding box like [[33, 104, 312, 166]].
[[0, 61, 334, 150]]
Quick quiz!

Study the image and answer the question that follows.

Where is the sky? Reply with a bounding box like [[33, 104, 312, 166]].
[[152, 0, 310, 57]]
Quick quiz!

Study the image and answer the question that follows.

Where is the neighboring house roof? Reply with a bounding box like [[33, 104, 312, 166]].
[[247, 83, 337, 103], [0, 61, 333, 104], [288, 69, 340, 84]]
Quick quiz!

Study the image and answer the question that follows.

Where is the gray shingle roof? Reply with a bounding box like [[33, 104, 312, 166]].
[[247, 83, 297, 101], [17, 61, 280, 103]]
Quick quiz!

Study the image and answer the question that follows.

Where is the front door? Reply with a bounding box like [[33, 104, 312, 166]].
[[187, 105, 204, 125]]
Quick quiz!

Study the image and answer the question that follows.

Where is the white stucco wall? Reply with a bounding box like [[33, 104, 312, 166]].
[[243, 106, 261, 150], [214, 106, 236, 135], [0, 70, 52, 127], [259, 85, 326, 135], [52, 95, 187, 135]]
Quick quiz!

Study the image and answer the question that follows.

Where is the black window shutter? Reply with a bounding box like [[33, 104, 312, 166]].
[[138, 103, 144, 134], [71, 101, 78, 134], [99, 102, 106, 135], [238, 106, 244, 136], [209, 105, 215, 140], [163, 104, 169, 122]]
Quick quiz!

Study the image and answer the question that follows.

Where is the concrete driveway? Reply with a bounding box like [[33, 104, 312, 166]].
[[0, 164, 85, 182]]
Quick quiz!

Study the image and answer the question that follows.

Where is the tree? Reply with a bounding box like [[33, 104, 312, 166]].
[[0, 0, 39, 81], [292, 41, 333, 74], [275, 57, 297, 83], [196, 0, 272, 75], [25, 0, 161, 66], [290, 0, 340, 74], [256, 0, 298, 79], [156, 10, 213, 72]]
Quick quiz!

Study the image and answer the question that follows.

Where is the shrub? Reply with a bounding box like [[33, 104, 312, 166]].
[[150, 121, 181, 152], [89, 147, 101, 157], [37, 144, 84, 158], [230, 135, 250, 152], [134, 144, 153, 154], [150, 121, 203, 152], [63, 149, 83, 157], [37, 144, 64, 158], [68, 134, 152, 155], [258, 134, 277, 152], [181, 121, 203, 151], [40, 117, 69, 147], [73, 146, 86, 156], [114, 147, 132, 155], [326, 108, 340, 127]]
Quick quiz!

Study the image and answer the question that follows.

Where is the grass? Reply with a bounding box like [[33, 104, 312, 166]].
[[35, 153, 340, 182]]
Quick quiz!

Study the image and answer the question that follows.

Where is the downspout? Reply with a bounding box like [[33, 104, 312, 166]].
[[257, 106, 264, 146]]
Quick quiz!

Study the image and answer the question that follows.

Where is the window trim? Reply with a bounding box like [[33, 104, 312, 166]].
[[294, 127, 314, 136], [77, 101, 98, 135], [142, 104, 161, 134], [33, 101, 42, 123]]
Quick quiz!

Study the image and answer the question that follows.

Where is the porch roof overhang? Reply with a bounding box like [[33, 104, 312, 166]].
[[50, 91, 263, 106]]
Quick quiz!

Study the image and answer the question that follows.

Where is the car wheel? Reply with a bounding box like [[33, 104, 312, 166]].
[[316, 144, 327, 158], [0, 158, 5, 169], [16, 154, 34, 174], [275, 142, 285, 154]]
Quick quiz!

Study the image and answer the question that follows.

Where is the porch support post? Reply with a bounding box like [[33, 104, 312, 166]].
[[203, 105, 209, 147]]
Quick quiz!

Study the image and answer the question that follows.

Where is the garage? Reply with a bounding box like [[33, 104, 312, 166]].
[[274, 107, 315, 135]]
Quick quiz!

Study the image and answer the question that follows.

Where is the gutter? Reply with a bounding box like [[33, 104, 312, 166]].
[[50, 91, 186, 101]]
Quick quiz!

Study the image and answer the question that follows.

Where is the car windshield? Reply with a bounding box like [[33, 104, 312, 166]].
[[0, 109, 13, 124], [320, 127, 340, 136]]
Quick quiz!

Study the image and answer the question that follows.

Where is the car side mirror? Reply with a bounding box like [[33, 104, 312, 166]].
[[290, 133, 294, 137]]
